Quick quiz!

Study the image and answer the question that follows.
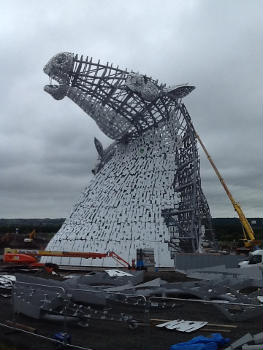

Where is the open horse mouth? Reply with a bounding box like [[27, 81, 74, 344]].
[[44, 83, 68, 100]]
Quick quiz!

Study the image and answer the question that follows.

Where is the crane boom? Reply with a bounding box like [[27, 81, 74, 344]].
[[3, 248, 131, 269], [194, 130, 256, 247]]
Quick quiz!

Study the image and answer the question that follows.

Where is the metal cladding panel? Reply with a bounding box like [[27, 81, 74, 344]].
[[44, 122, 178, 267]]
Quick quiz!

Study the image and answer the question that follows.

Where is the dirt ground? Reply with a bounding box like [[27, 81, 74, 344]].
[[0, 270, 262, 350]]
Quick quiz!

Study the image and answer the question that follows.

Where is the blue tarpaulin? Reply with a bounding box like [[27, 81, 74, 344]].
[[170, 333, 230, 350]]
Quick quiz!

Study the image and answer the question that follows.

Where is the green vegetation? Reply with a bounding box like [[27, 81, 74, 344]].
[[0, 218, 64, 236], [213, 218, 262, 242], [0, 217, 261, 243]]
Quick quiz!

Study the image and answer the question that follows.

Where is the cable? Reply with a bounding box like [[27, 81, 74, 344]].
[[0, 321, 93, 350]]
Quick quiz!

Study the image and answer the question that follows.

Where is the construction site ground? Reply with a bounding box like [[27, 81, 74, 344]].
[[0, 269, 261, 350]]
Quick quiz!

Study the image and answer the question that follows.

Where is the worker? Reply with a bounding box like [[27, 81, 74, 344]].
[[131, 259, 136, 269]]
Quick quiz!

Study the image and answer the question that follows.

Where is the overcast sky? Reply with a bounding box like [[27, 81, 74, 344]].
[[0, 0, 262, 219]]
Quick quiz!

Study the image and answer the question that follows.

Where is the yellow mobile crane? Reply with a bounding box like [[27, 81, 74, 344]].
[[194, 130, 261, 252]]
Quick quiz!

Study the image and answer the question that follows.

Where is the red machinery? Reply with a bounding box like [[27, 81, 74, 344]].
[[3, 248, 131, 270]]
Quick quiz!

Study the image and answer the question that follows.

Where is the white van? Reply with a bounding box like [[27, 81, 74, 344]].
[[238, 249, 263, 268]]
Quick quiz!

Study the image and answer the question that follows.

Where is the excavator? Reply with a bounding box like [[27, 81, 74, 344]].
[[23, 229, 37, 243], [3, 248, 132, 271], [194, 130, 261, 253]]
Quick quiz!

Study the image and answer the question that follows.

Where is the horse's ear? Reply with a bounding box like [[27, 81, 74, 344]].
[[94, 137, 104, 158], [164, 85, 195, 99]]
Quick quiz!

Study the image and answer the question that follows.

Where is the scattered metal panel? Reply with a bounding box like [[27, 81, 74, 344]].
[[224, 333, 253, 350], [0, 275, 15, 289], [156, 319, 207, 332], [104, 269, 134, 277], [253, 332, 263, 345], [13, 282, 66, 319]]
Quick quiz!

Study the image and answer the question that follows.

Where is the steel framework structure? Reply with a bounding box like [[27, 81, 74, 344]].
[[43, 52, 214, 256], [162, 104, 214, 254]]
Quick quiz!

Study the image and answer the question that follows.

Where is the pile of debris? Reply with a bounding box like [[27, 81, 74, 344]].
[[0, 268, 261, 349], [225, 332, 263, 350], [2, 268, 261, 325]]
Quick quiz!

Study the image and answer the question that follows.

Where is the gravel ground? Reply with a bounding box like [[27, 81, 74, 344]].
[[0, 270, 262, 350]]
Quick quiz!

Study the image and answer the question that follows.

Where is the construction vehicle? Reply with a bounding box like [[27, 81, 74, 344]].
[[238, 249, 263, 268], [0, 229, 38, 247], [194, 130, 261, 253], [24, 229, 37, 243], [3, 247, 132, 271]]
